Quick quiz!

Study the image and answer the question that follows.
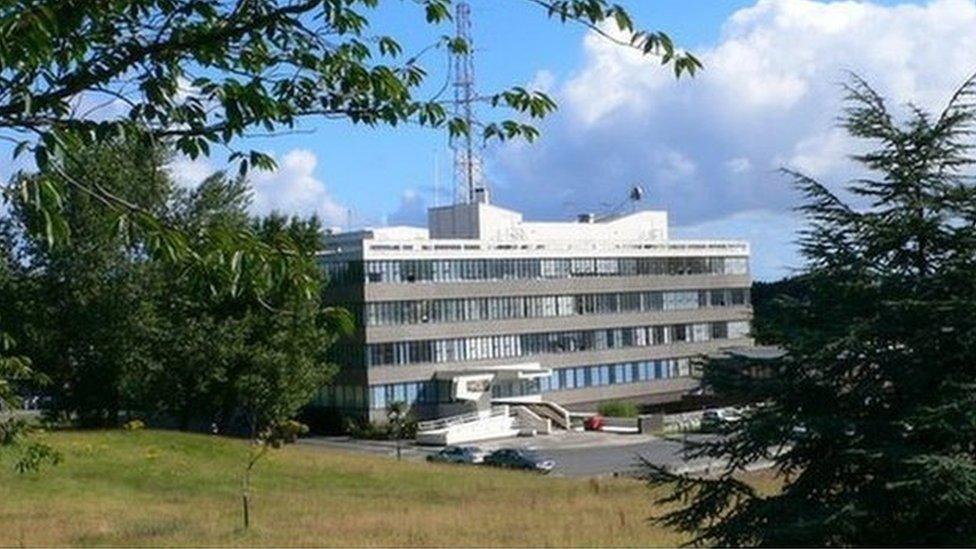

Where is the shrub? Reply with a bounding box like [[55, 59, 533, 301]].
[[344, 417, 418, 440], [597, 401, 639, 418], [122, 419, 146, 431]]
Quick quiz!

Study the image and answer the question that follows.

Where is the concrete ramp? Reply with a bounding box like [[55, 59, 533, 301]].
[[415, 406, 520, 446]]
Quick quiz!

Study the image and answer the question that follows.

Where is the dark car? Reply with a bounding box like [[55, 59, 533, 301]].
[[483, 448, 554, 473], [426, 445, 485, 464]]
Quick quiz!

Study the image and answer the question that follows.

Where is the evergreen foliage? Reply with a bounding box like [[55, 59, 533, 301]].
[[646, 74, 976, 546]]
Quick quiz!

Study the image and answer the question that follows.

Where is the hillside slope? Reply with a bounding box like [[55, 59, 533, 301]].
[[1, 430, 685, 546]]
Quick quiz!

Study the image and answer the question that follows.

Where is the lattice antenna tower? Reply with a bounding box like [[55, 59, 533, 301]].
[[451, 2, 486, 204]]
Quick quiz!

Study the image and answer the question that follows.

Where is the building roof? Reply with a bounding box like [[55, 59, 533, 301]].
[[322, 201, 749, 260]]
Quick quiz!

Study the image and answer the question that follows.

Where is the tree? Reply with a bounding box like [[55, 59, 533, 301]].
[[4, 134, 351, 432], [0, 227, 60, 472], [240, 418, 308, 529], [645, 74, 976, 546], [6, 138, 170, 426], [387, 400, 408, 461], [749, 275, 813, 344], [0, 332, 59, 473], [0, 2, 702, 415], [0, 1, 702, 429], [117, 172, 352, 433], [0, 0, 699, 255]]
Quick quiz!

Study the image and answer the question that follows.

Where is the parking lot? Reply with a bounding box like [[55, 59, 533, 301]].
[[300, 430, 724, 477]]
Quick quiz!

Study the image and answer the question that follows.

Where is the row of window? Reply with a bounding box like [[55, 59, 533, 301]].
[[362, 288, 750, 326], [314, 356, 695, 409], [315, 384, 369, 409], [315, 381, 452, 410], [365, 320, 750, 367], [323, 256, 748, 285], [538, 357, 691, 393]]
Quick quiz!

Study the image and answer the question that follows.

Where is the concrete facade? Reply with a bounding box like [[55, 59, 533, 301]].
[[317, 202, 753, 422]]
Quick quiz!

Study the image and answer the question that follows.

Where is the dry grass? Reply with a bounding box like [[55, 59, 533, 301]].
[[0, 430, 768, 547]]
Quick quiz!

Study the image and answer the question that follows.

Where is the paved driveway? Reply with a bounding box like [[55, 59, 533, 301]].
[[300, 431, 721, 477], [477, 431, 720, 477]]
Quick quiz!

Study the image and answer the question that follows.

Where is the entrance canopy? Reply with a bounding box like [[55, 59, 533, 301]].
[[434, 363, 551, 404], [433, 362, 550, 381]]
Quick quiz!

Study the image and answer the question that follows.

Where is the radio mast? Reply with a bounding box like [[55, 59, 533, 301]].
[[451, 2, 486, 204]]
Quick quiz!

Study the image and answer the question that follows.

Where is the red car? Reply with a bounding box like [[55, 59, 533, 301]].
[[583, 415, 605, 431]]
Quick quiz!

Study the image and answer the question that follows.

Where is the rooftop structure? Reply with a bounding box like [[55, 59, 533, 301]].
[[324, 201, 746, 260]]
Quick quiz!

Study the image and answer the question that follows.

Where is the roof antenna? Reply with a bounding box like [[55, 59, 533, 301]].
[[597, 184, 646, 220], [629, 185, 645, 203], [451, 2, 488, 205]]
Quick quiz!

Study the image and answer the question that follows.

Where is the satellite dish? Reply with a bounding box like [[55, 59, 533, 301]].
[[629, 185, 645, 202]]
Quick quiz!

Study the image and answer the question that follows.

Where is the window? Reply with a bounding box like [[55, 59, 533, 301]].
[[355, 256, 749, 284], [728, 321, 751, 339], [362, 287, 751, 326], [364, 321, 743, 367], [538, 357, 695, 393]]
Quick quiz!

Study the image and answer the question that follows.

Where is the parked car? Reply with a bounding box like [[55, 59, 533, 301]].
[[426, 445, 485, 464], [583, 414, 605, 431], [700, 408, 743, 432], [483, 448, 555, 473]]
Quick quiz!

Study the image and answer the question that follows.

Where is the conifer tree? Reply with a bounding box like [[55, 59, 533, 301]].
[[646, 73, 976, 546]]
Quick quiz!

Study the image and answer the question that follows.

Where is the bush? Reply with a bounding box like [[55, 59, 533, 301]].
[[297, 406, 346, 435], [343, 418, 387, 440], [122, 419, 146, 431], [597, 401, 639, 418], [343, 417, 418, 440]]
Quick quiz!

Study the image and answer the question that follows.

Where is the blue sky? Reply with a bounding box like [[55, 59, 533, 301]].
[[7, 0, 974, 281], [231, 0, 765, 222], [219, 0, 974, 282]]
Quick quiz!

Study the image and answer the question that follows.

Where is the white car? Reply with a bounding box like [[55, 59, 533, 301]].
[[701, 408, 743, 431], [426, 445, 486, 464]]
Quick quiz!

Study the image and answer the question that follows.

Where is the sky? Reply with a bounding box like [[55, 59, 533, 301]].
[[10, 0, 976, 280]]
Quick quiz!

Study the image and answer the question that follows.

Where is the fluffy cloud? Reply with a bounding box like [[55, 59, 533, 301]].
[[168, 156, 215, 189], [493, 0, 976, 278], [168, 149, 347, 226], [250, 149, 347, 225], [387, 188, 428, 226]]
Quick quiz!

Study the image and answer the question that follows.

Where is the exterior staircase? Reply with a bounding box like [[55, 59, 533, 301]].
[[517, 401, 572, 430]]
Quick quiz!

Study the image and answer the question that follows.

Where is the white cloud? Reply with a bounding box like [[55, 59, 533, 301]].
[[168, 156, 214, 188], [725, 157, 753, 174], [250, 149, 347, 225], [528, 69, 557, 95], [786, 127, 858, 179], [387, 188, 428, 226], [167, 149, 347, 225], [655, 149, 697, 183], [493, 0, 976, 279]]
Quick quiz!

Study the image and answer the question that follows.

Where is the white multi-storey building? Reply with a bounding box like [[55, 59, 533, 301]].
[[316, 195, 752, 434]]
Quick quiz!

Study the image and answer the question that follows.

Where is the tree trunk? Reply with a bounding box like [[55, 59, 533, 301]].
[[242, 492, 250, 529], [241, 468, 251, 530]]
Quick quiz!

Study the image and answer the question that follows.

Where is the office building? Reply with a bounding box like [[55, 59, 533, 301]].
[[316, 193, 752, 432]]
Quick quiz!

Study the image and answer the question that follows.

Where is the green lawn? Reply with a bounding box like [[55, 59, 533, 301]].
[[0, 429, 694, 547]]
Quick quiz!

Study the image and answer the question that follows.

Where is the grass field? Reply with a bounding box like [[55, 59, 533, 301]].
[[0, 429, 771, 547], [0, 429, 689, 547]]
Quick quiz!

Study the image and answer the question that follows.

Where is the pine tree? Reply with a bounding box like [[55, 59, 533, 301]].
[[646, 74, 976, 546]]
